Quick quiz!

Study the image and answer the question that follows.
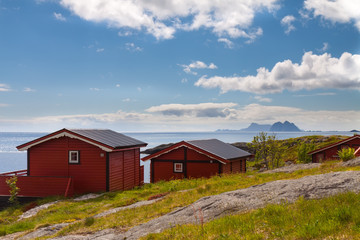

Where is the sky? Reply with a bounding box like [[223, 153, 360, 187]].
[[0, 0, 360, 132]]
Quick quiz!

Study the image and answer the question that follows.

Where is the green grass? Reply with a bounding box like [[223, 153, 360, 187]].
[[0, 160, 359, 239], [144, 192, 360, 240]]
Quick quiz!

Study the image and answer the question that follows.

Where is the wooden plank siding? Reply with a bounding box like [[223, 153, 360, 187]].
[[311, 138, 360, 162], [28, 136, 106, 194], [150, 146, 248, 183], [108, 149, 142, 191], [0, 175, 73, 197]]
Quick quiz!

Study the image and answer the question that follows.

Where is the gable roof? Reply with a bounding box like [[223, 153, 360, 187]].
[[142, 139, 252, 164], [17, 128, 147, 152], [308, 135, 360, 155]]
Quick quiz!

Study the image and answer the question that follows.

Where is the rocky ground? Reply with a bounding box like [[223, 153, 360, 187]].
[[51, 171, 360, 240]]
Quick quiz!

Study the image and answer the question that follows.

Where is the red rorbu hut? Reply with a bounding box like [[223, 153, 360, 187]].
[[0, 128, 147, 197], [308, 135, 360, 162], [142, 139, 252, 183]]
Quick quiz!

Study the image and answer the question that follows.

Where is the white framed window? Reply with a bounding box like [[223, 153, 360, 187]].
[[174, 163, 183, 173], [69, 151, 80, 164]]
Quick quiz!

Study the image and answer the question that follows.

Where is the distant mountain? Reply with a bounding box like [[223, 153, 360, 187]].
[[270, 121, 302, 132], [241, 123, 271, 131], [238, 121, 302, 132]]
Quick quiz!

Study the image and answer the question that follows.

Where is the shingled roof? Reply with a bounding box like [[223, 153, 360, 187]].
[[17, 128, 147, 152]]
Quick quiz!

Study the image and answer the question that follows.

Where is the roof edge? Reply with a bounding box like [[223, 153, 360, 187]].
[[308, 135, 360, 155]]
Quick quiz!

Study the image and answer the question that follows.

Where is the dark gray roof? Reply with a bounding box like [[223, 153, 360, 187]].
[[186, 139, 251, 160], [69, 129, 147, 149]]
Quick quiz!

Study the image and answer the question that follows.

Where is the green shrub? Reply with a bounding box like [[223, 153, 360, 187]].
[[84, 217, 95, 226], [5, 176, 19, 205], [297, 142, 315, 163], [338, 148, 355, 161]]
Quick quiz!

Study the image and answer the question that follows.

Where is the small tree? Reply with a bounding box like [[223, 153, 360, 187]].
[[338, 148, 355, 162], [297, 142, 316, 163], [250, 132, 284, 170], [6, 176, 20, 205]]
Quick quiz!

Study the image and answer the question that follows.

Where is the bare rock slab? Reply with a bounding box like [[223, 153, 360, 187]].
[[51, 171, 360, 240]]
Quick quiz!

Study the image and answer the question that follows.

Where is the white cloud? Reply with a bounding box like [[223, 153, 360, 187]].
[[146, 102, 237, 118], [59, 0, 279, 40], [0, 84, 10, 92], [23, 87, 36, 92], [218, 38, 234, 48], [125, 42, 143, 52], [96, 48, 105, 53], [54, 12, 66, 21], [90, 88, 101, 91], [0, 103, 9, 107], [180, 61, 217, 75], [116, 84, 121, 87], [137, 87, 142, 92], [281, 15, 296, 34], [294, 92, 336, 97], [181, 78, 188, 83], [318, 42, 329, 52], [304, 0, 360, 31], [122, 98, 131, 102], [118, 30, 133, 37], [2, 103, 360, 131], [195, 51, 360, 94], [254, 96, 272, 103]]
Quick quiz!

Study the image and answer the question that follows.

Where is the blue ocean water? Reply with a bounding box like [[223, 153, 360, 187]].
[[0, 131, 354, 182]]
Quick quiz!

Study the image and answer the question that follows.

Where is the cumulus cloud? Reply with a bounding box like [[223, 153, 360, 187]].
[[96, 48, 105, 53], [281, 15, 296, 34], [218, 38, 234, 48], [59, 0, 279, 40], [54, 12, 66, 21], [125, 42, 143, 52], [180, 61, 217, 75], [195, 51, 360, 94], [0, 84, 10, 92], [146, 102, 237, 118], [304, 0, 360, 31]]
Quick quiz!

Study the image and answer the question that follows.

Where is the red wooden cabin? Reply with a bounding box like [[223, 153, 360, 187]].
[[0, 128, 147, 197], [142, 139, 252, 183], [308, 135, 360, 162]]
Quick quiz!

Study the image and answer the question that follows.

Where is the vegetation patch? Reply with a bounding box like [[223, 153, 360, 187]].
[[144, 191, 360, 240]]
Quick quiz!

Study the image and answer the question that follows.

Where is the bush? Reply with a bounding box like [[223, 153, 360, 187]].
[[338, 148, 355, 161], [6, 176, 19, 205], [297, 142, 316, 163], [84, 217, 95, 226]]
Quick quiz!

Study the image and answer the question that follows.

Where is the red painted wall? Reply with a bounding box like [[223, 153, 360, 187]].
[[312, 138, 360, 162], [0, 176, 73, 197], [150, 146, 247, 183], [108, 149, 142, 191], [28, 136, 106, 194]]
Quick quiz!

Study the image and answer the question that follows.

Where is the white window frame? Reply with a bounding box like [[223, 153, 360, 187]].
[[174, 162, 183, 173], [69, 151, 80, 164]]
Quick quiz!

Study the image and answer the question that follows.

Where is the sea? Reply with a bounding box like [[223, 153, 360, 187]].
[[0, 131, 355, 183]]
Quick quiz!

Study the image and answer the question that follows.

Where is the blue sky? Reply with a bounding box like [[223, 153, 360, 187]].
[[0, 0, 360, 132]]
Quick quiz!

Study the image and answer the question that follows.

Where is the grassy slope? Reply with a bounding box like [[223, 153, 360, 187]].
[[0, 135, 356, 239]]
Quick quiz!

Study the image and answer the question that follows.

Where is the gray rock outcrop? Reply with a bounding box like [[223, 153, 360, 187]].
[[52, 171, 360, 240]]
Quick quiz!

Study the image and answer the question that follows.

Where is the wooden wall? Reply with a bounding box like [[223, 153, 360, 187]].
[[312, 138, 360, 162], [108, 148, 142, 191], [0, 175, 73, 197], [28, 136, 106, 194]]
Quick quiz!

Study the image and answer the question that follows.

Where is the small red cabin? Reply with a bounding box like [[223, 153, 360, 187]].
[[0, 128, 147, 197], [142, 139, 252, 183], [308, 135, 360, 162]]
